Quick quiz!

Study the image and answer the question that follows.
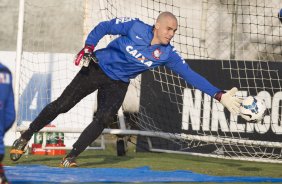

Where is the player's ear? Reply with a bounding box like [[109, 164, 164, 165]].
[[155, 22, 160, 29]]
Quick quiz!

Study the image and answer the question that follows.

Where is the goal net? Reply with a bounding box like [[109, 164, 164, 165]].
[[16, 0, 282, 162]]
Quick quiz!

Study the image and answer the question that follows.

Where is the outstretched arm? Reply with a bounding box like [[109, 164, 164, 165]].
[[165, 51, 221, 97], [166, 50, 241, 114]]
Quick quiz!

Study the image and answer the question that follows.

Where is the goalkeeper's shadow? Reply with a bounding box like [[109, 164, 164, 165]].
[[13, 155, 63, 164], [78, 154, 134, 167]]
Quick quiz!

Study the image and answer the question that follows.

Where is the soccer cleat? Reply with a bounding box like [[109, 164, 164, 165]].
[[10, 138, 28, 161], [60, 157, 78, 168]]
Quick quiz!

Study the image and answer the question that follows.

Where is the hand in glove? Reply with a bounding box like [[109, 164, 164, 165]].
[[215, 87, 242, 115], [74, 45, 95, 67]]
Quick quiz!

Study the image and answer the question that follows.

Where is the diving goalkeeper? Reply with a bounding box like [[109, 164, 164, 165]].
[[10, 12, 242, 167]]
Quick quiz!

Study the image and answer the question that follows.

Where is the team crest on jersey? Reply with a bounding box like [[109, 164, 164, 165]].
[[152, 49, 162, 60]]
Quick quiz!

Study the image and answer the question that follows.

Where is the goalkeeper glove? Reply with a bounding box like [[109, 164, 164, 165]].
[[214, 87, 242, 115], [74, 45, 95, 67]]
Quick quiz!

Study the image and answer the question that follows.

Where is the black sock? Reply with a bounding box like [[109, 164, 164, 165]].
[[66, 148, 80, 158], [21, 128, 34, 141]]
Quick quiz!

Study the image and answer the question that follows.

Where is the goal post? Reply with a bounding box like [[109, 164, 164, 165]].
[[15, 0, 282, 162]]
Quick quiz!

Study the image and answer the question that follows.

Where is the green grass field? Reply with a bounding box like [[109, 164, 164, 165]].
[[4, 143, 282, 179]]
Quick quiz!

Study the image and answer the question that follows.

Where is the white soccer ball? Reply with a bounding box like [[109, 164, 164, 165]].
[[240, 96, 266, 122]]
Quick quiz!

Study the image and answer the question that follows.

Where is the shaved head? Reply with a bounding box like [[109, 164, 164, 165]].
[[151, 12, 178, 45], [156, 11, 178, 24]]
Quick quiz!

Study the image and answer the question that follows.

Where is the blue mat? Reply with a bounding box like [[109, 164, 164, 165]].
[[5, 165, 282, 183]]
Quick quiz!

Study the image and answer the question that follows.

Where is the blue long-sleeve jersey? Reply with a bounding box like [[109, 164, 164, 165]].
[[0, 63, 15, 154], [86, 17, 221, 97]]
